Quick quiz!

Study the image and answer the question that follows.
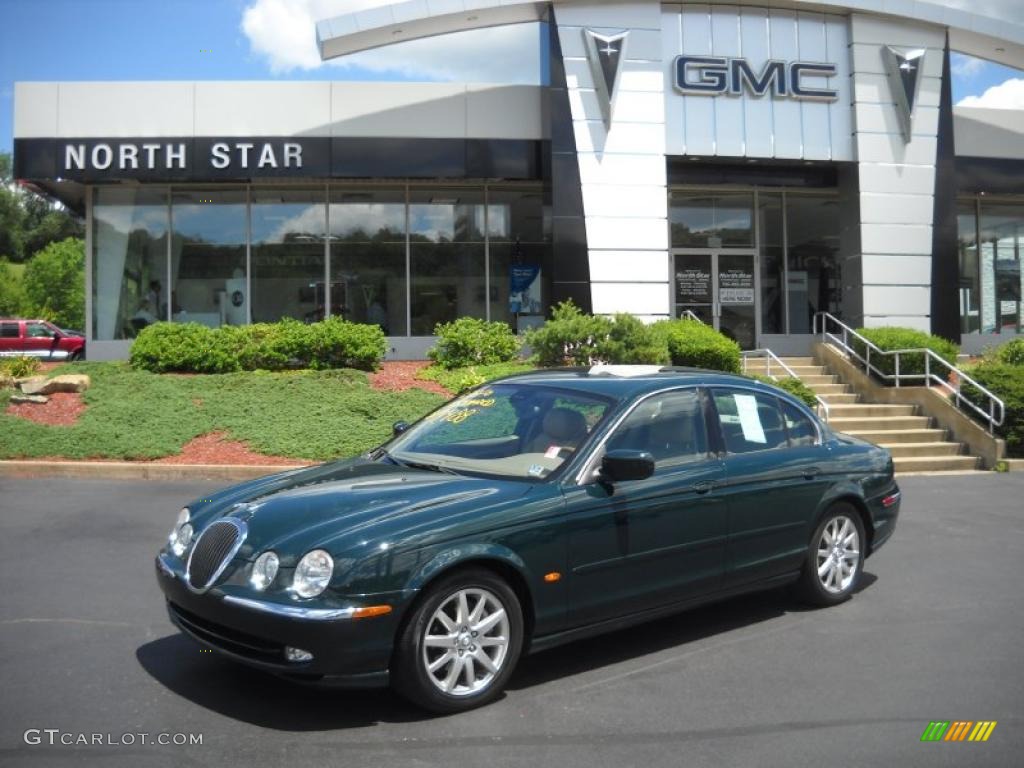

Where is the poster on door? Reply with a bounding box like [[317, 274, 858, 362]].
[[719, 267, 755, 305], [674, 260, 712, 304]]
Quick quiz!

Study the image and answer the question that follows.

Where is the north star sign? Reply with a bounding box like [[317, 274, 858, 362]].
[[674, 56, 839, 101], [63, 140, 305, 172]]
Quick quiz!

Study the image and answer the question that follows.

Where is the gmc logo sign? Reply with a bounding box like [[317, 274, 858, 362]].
[[674, 56, 838, 101]]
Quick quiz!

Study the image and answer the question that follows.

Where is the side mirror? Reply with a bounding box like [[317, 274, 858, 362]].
[[601, 449, 655, 483], [392, 421, 409, 437]]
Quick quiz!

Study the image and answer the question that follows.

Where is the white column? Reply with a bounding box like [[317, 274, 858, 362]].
[[850, 14, 945, 332], [556, 0, 669, 321]]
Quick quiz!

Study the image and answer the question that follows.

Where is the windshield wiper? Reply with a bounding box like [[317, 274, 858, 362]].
[[400, 459, 461, 476]]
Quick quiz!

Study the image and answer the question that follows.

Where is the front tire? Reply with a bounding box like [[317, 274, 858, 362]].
[[392, 568, 523, 713], [797, 504, 866, 606]]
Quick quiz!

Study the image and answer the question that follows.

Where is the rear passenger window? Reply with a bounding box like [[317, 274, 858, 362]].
[[0, 322, 19, 338], [712, 389, 787, 453], [781, 401, 818, 446]]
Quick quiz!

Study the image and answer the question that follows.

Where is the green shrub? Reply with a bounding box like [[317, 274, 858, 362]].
[[650, 318, 741, 373], [994, 338, 1024, 367], [0, 355, 41, 379], [129, 318, 385, 374], [130, 323, 238, 374], [22, 237, 85, 330], [774, 377, 820, 408], [851, 326, 959, 378], [961, 361, 1024, 457], [418, 361, 536, 394], [596, 313, 671, 365], [428, 317, 521, 369], [525, 300, 614, 367]]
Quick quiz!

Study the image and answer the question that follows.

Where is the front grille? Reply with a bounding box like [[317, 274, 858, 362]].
[[186, 519, 245, 591]]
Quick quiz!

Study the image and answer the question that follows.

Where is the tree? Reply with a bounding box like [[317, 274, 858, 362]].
[[0, 152, 84, 263], [0, 259, 26, 315], [22, 237, 85, 329]]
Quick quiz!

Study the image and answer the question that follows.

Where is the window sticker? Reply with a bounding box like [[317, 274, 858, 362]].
[[544, 446, 562, 459], [528, 464, 546, 477], [733, 394, 767, 444]]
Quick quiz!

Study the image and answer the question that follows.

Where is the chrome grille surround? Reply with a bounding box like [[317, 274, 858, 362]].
[[185, 519, 247, 593]]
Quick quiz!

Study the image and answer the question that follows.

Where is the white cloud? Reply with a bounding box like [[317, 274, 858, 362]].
[[957, 78, 1024, 109], [951, 52, 987, 78], [241, 0, 541, 83]]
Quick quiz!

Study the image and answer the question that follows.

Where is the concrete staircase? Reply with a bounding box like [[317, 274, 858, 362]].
[[744, 356, 981, 474]]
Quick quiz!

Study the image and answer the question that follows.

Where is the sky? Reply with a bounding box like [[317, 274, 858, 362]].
[[0, 0, 1022, 154]]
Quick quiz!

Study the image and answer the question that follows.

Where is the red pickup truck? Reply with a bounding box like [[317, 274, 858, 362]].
[[0, 319, 86, 362]]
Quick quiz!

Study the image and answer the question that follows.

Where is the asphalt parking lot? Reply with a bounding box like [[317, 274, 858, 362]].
[[0, 473, 1022, 768]]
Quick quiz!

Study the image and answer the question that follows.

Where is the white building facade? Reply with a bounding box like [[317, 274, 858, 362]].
[[12, 0, 1024, 359]]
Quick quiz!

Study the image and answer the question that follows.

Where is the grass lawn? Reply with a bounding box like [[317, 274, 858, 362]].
[[416, 361, 536, 394], [0, 362, 445, 461]]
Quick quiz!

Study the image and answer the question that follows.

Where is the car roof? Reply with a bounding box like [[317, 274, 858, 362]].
[[489, 366, 806, 404]]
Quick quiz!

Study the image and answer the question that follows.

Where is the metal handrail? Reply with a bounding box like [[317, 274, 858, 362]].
[[679, 309, 703, 323], [813, 311, 1004, 434], [742, 348, 830, 424]]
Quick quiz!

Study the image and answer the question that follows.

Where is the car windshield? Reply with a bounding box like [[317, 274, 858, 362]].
[[386, 382, 614, 480]]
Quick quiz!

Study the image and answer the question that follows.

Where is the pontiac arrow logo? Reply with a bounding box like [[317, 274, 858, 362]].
[[583, 28, 628, 128], [881, 45, 926, 142]]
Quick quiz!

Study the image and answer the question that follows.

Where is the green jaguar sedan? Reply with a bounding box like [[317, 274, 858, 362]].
[[155, 366, 900, 713]]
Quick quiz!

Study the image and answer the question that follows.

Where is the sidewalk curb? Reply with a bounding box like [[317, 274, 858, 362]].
[[0, 461, 307, 482]]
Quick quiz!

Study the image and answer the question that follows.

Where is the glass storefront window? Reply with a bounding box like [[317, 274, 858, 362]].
[[250, 188, 326, 324], [758, 193, 784, 334], [670, 192, 754, 248], [409, 188, 486, 335], [92, 188, 168, 340], [785, 194, 840, 333], [170, 189, 247, 327], [958, 201, 980, 334], [329, 187, 408, 336], [979, 202, 1023, 334], [486, 185, 547, 326]]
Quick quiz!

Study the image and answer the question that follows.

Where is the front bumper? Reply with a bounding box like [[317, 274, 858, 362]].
[[155, 553, 403, 688]]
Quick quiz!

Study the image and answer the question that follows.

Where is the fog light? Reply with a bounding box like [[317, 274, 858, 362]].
[[284, 646, 313, 663]]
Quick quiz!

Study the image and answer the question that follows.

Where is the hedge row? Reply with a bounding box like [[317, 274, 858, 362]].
[[521, 300, 741, 372], [962, 338, 1024, 457], [851, 326, 959, 377], [129, 319, 386, 373]]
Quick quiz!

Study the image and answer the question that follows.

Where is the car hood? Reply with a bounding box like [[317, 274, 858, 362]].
[[192, 458, 534, 563]]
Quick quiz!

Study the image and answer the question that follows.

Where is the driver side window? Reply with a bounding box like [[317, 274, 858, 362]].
[[26, 322, 54, 338], [607, 389, 709, 470]]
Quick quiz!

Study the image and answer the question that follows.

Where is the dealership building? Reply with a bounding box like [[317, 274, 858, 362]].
[[12, 0, 1024, 359]]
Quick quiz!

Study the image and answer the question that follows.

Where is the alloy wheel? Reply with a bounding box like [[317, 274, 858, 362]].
[[816, 515, 861, 594], [421, 587, 510, 697]]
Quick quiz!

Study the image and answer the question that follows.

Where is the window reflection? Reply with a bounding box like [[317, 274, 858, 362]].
[[670, 193, 754, 247], [409, 189, 486, 335], [329, 188, 407, 335], [170, 189, 247, 327], [486, 185, 546, 326], [91, 188, 168, 340], [959, 199, 1024, 335], [785, 194, 840, 333], [758, 193, 784, 334], [251, 188, 325, 324]]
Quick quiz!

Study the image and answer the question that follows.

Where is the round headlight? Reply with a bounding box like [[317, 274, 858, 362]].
[[250, 551, 279, 591], [293, 549, 333, 598], [168, 508, 192, 558]]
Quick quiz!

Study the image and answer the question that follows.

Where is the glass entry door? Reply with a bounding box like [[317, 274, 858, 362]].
[[674, 251, 758, 349]]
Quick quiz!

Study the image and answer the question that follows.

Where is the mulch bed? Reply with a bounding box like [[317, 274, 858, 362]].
[[5, 392, 87, 427], [153, 432, 308, 466], [369, 361, 451, 396]]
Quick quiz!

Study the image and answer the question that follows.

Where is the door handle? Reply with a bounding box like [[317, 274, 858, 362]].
[[802, 466, 821, 480], [692, 481, 715, 495]]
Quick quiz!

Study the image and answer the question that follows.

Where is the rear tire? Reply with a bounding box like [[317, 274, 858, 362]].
[[392, 568, 523, 714], [797, 503, 866, 606]]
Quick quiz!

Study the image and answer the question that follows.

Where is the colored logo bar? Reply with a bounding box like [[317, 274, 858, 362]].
[[920, 721, 997, 742]]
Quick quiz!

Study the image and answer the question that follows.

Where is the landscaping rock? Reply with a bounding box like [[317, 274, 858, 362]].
[[42, 374, 92, 394], [10, 393, 49, 404], [19, 374, 91, 396], [17, 376, 49, 395], [0, 375, 15, 390]]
